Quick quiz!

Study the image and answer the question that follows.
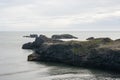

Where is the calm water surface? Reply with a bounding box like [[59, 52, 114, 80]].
[[0, 31, 120, 80]]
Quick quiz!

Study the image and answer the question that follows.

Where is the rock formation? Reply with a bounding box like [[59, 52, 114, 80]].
[[86, 37, 94, 40], [52, 34, 78, 39], [23, 34, 38, 38], [22, 35, 63, 49], [22, 35, 120, 71]]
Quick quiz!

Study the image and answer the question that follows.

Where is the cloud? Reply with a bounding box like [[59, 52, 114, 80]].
[[0, 0, 120, 31]]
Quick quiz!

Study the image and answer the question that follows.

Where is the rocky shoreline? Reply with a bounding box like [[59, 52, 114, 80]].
[[22, 34, 120, 72]]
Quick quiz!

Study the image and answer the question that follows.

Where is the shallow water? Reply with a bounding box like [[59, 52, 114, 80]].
[[0, 31, 120, 80]]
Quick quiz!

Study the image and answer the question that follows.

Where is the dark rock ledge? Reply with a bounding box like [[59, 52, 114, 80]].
[[51, 34, 78, 39], [22, 34, 120, 72], [23, 34, 38, 38]]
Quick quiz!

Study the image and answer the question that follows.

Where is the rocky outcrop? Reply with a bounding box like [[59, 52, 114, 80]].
[[22, 35, 120, 71], [28, 47, 120, 71], [86, 48, 120, 70], [115, 39, 120, 42], [22, 35, 63, 49], [23, 34, 38, 38], [52, 34, 78, 39], [87, 37, 113, 44], [22, 42, 34, 49], [94, 38, 113, 43], [86, 37, 94, 40]]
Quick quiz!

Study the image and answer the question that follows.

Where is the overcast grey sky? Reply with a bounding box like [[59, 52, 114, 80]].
[[0, 0, 120, 31]]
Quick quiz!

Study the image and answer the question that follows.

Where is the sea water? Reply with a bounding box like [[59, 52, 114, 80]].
[[0, 31, 120, 80]]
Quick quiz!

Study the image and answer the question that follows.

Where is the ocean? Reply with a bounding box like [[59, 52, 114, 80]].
[[0, 31, 120, 80]]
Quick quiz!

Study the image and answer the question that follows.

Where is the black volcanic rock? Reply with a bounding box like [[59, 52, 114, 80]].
[[23, 34, 38, 38], [86, 37, 94, 40], [22, 42, 34, 49], [86, 48, 120, 70], [22, 34, 63, 49], [28, 42, 84, 64], [52, 34, 78, 39], [22, 36, 44, 49], [87, 37, 113, 43], [22, 35, 120, 72], [115, 39, 120, 41], [27, 43, 120, 71], [94, 38, 113, 43]]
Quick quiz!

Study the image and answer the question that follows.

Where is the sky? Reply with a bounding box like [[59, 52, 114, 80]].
[[0, 0, 120, 31]]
